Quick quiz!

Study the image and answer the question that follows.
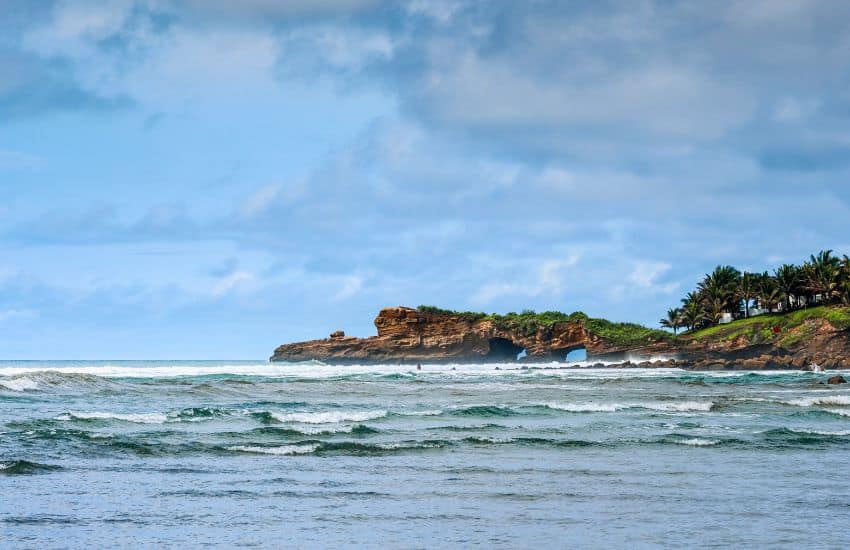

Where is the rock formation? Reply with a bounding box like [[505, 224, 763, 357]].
[[271, 306, 850, 369], [271, 306, 669, 364]]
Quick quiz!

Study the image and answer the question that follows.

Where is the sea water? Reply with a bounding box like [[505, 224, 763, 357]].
[[2, 360, 850, 548]]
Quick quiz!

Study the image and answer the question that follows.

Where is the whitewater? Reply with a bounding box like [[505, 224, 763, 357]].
[[2, 360, 850, 548]]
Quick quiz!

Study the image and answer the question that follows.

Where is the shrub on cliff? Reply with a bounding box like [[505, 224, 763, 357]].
[[416, 306, 670, 345]]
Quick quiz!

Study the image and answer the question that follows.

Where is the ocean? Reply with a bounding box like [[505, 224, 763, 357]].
[[2, 360, 850, 548]]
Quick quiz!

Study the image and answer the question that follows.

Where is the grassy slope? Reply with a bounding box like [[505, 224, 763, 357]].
[[416, 306, 672, 347], [686, 306, 850, 348]]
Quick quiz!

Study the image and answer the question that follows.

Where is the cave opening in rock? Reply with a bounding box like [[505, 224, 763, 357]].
[[486, 338, 525, 362], [565, 346, 587, 362]]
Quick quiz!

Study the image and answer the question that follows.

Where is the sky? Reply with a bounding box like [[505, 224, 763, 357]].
[[2, 0, 850, 359]]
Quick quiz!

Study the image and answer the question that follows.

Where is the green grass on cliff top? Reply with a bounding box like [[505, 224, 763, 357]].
[[416, 306, 672, 346], [686, 305, 850, 348]]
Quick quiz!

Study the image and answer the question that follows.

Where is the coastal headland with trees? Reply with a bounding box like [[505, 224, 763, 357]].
[[270, 252, 850, 369]]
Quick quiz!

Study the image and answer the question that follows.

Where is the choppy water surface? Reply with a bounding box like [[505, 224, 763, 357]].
[[2, 361, 850, 548]]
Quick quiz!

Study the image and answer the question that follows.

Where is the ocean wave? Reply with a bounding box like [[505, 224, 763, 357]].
[[0, 377, 40, 392], [227, 444, 320, 456], [396, 409, 443, 416], [253, 424, 380, 437], [672, 438, 719, 447], [431, 423, 507, 432], [0, 371, 121, 393], [0, 460, 62, 475], [787, 428, 850, 436], [545, 402, 622, 412], [449, 405, 517, 417], [644, 401, 715, 412], [460, 436, 599, 448], [55, 411, 168, 424], [228, 439, 452, 456], [544, 401, 714, 413], [266, 410, 388, 424], [760, 427, 850, 446], [786, 395, 850, 407]]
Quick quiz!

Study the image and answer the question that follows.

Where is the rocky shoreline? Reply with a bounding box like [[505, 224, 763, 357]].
[[271, 306, 850, 370]]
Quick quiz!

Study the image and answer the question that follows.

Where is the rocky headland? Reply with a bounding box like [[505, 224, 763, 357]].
[[270, 306, 850, 369]]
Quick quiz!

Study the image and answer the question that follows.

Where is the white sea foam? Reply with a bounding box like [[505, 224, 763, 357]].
[[786, 395, 850, 407], [545, 401, 714, 413], [674, 438, 719, 446], [0, 362, 687, 379], [546, 402, 623, 412], [789, 428, 850, 436], [56, 411, 168, 424], [290, 424, 357, 435], [643, 401, 714, 412], [467, 436, 513, 444], [823, 408, 850, 417], [377, 441, 445, 450], [227, 444, 319, 456], [397, 409, 443, 416], [269, 410, 387, 424], [0, 377, 39, 392]]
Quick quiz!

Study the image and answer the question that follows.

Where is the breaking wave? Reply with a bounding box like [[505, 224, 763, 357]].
[[0, 377, 40, 392], [55, 411, 169, 424], [227, 444, 320, 456], [786, 395, 850, 407], [544, 401, 715, 413], [264, 410, 388, 424], [0, 460, 62, 475]]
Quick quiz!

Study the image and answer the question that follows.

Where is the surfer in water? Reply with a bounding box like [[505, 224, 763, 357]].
[[416, 363, 422, 371]]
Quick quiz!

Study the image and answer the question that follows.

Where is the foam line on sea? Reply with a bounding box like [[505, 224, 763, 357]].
[[4, 360, 845, 381]]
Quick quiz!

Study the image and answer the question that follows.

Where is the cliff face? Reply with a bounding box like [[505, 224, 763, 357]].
[[674, 317, 850, 369], [271, 306, 850, 367], [270, 306, 670, 364]]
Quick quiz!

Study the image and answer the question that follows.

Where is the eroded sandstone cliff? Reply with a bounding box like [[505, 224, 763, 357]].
[[271, 306, 850, 368], [271, 306, 670, 364]]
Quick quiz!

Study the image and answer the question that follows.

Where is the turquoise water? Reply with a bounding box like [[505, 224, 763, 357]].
[[2, 361, 850, 548]]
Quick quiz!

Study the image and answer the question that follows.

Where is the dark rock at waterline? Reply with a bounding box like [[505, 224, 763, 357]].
[[827, 375, 847, 385]]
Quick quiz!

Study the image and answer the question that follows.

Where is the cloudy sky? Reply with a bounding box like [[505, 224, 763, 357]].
[[2, 0, 850, 358]]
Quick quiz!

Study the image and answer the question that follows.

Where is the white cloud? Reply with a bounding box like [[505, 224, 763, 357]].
[[773, 97, 820, 122], [212, 271, 255, 297], [241, 184, 282, 218], [335, 275, 364, 300], [280, 25, 395, 72], [470, 255, 579, 305], [407, 0, 467, 24], [23, 0, 135, 58], [628, 261, 678, 295]]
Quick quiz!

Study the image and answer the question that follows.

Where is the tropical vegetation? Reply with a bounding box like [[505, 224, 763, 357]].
[[660, 250, 850, 334], [417, 306, 671, 346]]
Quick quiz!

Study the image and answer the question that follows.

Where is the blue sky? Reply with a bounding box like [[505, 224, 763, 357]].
[[2, 0, 850, 359]]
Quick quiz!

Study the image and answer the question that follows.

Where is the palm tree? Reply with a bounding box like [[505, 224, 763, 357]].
[[660, 308, 682, 334], [774, 264, 800, 312], [680, 300, 704, 333], [804, 250, 841, 304], [702, 285, 729, 325], [737, 272, 758, 317], [697, 265, 741, 324], [757, 274, 781, 312], [840, 255, 850, 305]]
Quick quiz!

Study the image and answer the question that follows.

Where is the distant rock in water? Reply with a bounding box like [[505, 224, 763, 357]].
[[827, 375, 847, 385]]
